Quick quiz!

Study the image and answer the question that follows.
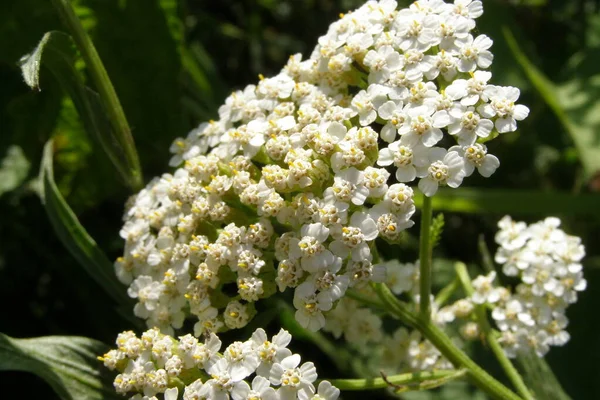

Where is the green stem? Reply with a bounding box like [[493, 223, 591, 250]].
[[327, 369, 465, 391], [373, 283, 522, 400], [346, 288, 386, 310], [51, 0, 143, 190], [454, 262, 534, 400], [435, 277, 460, 307], [419, 195, 433, 321], [478, 234, 495, 273]]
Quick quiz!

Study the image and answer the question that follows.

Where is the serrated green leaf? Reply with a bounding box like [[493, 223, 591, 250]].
[[516, 350, 572, 400], [417, 188, 600, 218], [39, 139, 132, 307], [0, 332, 119, 400]]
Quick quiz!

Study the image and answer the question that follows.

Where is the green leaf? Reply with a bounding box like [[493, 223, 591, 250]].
[[50, 0, 143, 190], [20, 30, 139, 189], [516, 351, 572, 400], [503, 26, 600, 182], [81, 0, 187, 171], [39, 139, 132, 307], [429, 213, 445, 250], [0, 333, 119, 400], [0, 145, 30, 197], [417, 188, 600, 218]]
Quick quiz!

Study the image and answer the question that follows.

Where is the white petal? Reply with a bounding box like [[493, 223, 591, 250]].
[[445, 80, 468, 99], [351, 243, 372, 261], [474, 34, 493, 50], [328, 122, 347, 140], [495, 117, 517, 133], [377, 147, 394, 167], [352, 186, 369, 205], [476, 119, 493, 137], [432, 110, 451, 128], [164, 388, 179, 400], [422, 128, 443, 147], [330, 240, 350, 258], [361, 218, 379, 240], [418, 177, 439, 197], [513, 104, 530, 121], [380, 124, 397, 143], [477, 51, 494, 69], [478, 104, 496, 118], [395, 165, 417, 182], [478, 155, 500, 177]]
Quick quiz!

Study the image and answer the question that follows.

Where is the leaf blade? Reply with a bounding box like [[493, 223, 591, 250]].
[[20, 30, 140, 189], [0, 333, 120, 400], [39, 139, 132, 307], [417, 188, 600, 218]]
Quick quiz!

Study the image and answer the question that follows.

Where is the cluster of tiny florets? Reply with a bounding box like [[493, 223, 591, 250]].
[[482, 216, 586, 357], [115, 0, 529, 335], [101, 328, 339, 400]]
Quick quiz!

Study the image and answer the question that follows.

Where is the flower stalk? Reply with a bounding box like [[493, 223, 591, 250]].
[[327, 369, 466, 391], [455, 262, 534, 400], [373, 283, 522, 400], [419, 194, 434, 321]]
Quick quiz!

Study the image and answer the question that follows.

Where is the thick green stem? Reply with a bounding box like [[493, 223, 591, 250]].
[[419, 195, 433, 321], [327, 369, 465, 391], [373, 283, 522, 400], [455, 263, 534, 400], [51, 0, 143, 190]]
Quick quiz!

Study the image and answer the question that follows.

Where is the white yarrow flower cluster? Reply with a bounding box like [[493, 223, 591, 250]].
[[116, 0, 528, 334], [101, 328, 339, 400], [487, 216, 586, 358]]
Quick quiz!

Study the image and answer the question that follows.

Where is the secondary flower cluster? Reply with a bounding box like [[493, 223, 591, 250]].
[[115, 0, 530, 335], [318, 216, 586, 368], [100, 327, 339, 400], [479, 216, 586, 357]]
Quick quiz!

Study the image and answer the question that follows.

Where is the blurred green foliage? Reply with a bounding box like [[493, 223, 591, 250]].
[[1, 0, 600, 398]]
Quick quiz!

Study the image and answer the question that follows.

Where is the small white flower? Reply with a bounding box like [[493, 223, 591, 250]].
[[399, 104, 450, 147], [293, 282, 333, 331], [329, 212, 378, 261], [471, 271, 502, 304], [377, 100, 409, 143], [448, 107, 493, 145], [299, 380, 340, 400], [270, 354, 317, 400], [456, 34, 493, 72], [378, 141, 431, 182], [478, 86, 530, 133], [351, 84, 389, 126], [311, 256, 349, 301], [418, 148, 466, 196], [223, 340, 260, 381], [232, 376, 278, 400], [323, 168, 370, 205], [251, 328, 293, 378], [290, 223, 334, 273], [363, 45, 402, 83], [451, 144, 499, 177]]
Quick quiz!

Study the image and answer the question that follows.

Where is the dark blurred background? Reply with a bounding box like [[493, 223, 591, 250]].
[[1, 0, 600, 398]]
